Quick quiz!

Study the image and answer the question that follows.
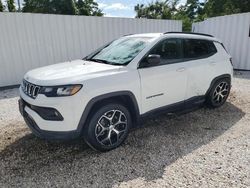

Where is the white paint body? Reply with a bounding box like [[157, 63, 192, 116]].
[[19, 33, 233, 132]]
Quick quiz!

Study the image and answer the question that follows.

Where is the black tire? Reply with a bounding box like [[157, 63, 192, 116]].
[[83, 103, 131, 152], [206, 78, 231, 108]]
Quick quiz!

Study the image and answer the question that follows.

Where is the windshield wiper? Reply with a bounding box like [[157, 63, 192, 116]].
[[108, 62, 123, 66], [87, 58, 109, 64], [87, 58, 123, 66]]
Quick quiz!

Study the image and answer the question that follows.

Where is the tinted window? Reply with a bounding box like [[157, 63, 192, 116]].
[[149, 38, 182, 65], [183, 39, 217, 59]]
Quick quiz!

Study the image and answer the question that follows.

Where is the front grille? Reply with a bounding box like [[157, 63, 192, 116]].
[[22, 80, 41, 98]]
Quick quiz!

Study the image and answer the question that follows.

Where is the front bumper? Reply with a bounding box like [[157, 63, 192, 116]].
[[19, 98, 81, 140], [19, 86, 88, 140], [24, 110, 80, 140]]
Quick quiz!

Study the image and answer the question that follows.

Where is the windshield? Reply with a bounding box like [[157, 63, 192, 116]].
[[87, 37, 152, 65]]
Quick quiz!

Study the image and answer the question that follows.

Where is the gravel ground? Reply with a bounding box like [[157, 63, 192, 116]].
[[0, 71, 250, 188]]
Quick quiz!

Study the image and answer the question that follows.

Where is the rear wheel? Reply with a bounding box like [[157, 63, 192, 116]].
[[206, 78, 231, 108], [84, 103, 131, 152]]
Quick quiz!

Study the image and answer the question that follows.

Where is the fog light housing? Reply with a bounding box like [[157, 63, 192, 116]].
[[30, 105, 64, 121]]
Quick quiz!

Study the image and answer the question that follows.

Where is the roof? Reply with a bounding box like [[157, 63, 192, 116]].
[[124, 32, 220, 42], [164, 32, 214, 37], [164, 32, 220, 42], [125, 33, 163, 38]]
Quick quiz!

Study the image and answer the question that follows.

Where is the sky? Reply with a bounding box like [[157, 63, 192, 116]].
[[95, 0, 187, 18], [15, 0, 187, 18]]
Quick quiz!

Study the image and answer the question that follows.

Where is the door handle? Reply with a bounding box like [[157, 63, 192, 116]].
[[176, 67, 186, 72]]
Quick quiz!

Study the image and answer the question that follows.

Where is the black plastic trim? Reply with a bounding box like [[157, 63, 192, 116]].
[[77, 91, 140, 132], [249, 24, 250, 37], [140, 96, 205, 122], [164, 32, 214, 37], [20, 99, 64, 121], [205, 74, 231, 97], [140, 100, 185, 120], [23, 113, 80, 140]]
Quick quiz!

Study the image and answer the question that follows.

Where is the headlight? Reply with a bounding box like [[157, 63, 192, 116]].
[[39, 85, 82, 97]]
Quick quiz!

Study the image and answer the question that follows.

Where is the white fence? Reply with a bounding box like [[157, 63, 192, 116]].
[[0, 13, 182, 87], [192, 13, 250, 70]]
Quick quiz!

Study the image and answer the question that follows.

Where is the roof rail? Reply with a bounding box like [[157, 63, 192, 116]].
[[123, 33, 133, 37], [164, 32, 214, 38]]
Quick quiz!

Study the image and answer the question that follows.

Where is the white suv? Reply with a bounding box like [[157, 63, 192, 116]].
[[19, 32, 233, 151]]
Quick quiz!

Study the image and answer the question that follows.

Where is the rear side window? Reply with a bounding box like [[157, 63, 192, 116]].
[[183, 39, 217, 59]]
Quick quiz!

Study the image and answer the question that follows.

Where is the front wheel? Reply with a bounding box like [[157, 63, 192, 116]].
[[84, 103, 131, 152], [206, 78, 231, 108]]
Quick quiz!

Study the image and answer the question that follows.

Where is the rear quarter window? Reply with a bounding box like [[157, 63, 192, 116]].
[[183, 39, 217, 59]]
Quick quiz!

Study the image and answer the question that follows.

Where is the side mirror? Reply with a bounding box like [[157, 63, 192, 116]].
[[146, 54, 161, 66]]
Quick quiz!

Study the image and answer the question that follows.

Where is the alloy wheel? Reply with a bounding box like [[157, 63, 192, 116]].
[[212, 81, 230, 104], [95, 110, 127, 146]]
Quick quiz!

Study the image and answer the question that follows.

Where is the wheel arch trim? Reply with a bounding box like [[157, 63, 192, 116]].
[[206, 74, 231, 96], [77, 91, 140, 133]]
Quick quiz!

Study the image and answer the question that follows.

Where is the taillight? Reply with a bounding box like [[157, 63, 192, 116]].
[[230, 57, 233, 66]]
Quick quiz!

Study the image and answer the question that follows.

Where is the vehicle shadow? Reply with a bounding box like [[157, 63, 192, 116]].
[[0, 102, 245, 187]]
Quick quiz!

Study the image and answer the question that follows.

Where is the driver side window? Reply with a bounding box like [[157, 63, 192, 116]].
[[149, 38, 182, 65]]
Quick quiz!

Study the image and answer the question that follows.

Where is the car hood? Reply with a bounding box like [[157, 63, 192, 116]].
[[24, 59, 122, 86]]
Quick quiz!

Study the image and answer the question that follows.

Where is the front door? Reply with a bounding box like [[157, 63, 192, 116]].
[[138, 38, 188, 114]]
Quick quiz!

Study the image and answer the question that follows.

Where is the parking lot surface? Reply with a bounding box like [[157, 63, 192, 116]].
[[0, 72, 249, 187]]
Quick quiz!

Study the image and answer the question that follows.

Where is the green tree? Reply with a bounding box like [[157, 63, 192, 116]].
[[23, 0, 77, 15], [22, 0, 53, 13], [173, 0, 205, 31], [22, 0, 103, 16], [135, 0, 193, 31], [7, 0, 15, 12], [203, 0, 250, 18], [172, 5, 192, 31], [76, 0, 103, 16], [135, 0, 178, 19], [135, 0, 250, 31], [0, 0, 4, 12], [203, 0, 231, 17], [50, 0, 77, 15], [185, 0, 205, 20]]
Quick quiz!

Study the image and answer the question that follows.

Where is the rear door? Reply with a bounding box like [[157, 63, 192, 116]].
[[182, 39, 218, 100]]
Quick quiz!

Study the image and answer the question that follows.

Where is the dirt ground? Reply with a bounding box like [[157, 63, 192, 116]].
[[0, 71, 249, 188]]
